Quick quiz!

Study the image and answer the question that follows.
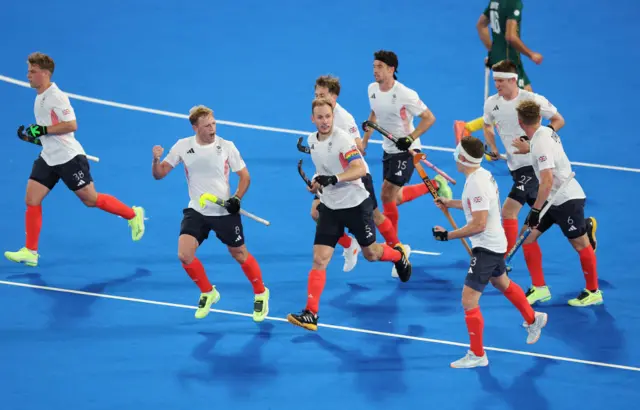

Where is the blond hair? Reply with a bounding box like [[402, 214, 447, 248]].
[[311, 98, 334, 114], [188, 105, 213, 125], [28, 52, 55, 74], [515, 100, 541, 126]]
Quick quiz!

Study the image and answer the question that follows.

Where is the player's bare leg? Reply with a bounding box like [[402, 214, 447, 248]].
[[4, 179, 50, 266], [227, 244, 269, 322], [178, 234, 220, 319], [311, 198, 359, 272], [566, 233, 602, 307], [74, 182, 145, 241]]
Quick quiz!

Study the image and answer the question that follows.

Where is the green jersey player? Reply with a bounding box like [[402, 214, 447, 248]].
[[454, 0, 543, 142]]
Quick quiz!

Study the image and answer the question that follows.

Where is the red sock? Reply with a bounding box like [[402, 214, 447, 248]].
[[523, 242, 545, 287], [400, 183, 429, 204], [465, 307, 484, 357], [182, 258, 213, 293], [579, 246, 599, 291], [502, 219, 518, 255], [503, 280, 535, 325], [25, 205, 42, 251], [337, 233, 352, 249], [377, 218, 399, 246], [241, 253, 266, 294], [379, 244, 402, 262], [96, 194, 136, 219], [306, 269, 326, 314], [382, 202, 399, 232]]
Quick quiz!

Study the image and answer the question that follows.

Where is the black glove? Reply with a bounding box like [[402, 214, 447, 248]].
[[361, 121, 370, 133], [17, 125, 44, 145], [296, 137, 310, 154], [224, 196, 241, 214], [314, 175, 338, 187], [525, 207, 541, 228], [395, 135, 414, 151], [432, 227, 449, 241], [485, 51, 492, 68], [519, 135, 529, 142]]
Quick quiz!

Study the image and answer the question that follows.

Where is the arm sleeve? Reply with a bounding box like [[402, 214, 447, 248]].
[[51, 94, 76, 123], [532, 136, 556, 171], [403, 89, 428, 117], [482, 99, 494, 125], [339, 135, 362, 164], [506, 0, 523, 22], [483, 1, 491, 18], [345, 115, 361, 141], [227, 142, 247, 172], [534, 94, 559, 120], [163, 141, 183, 167], [465, 179, 491, 212]]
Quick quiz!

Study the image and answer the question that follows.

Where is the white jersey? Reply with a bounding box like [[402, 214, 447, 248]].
[[368, 81, 427, 155], [163, 135, 246, 216], [529, 126, 585, 206], [333, 102, 370, 174], [462, 168, 507, 253], [483, 89, 557, 171], [33, 83, 85, 166], [308, 126, 369, 210]]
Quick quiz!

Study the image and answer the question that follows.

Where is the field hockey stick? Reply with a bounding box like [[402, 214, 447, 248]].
[[296, 136, 310, 154], [298, 159, 323, 197], [17, 127, 100, 162], [484, 66, 490, 102], [362, 120, 456, 184], [505, 171, 576, 267], [198, 193, 271, 226], [413, 152, 473, 256]]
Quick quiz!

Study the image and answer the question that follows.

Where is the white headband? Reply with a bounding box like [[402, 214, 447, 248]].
[[453, 143, 482, 167], [493, 71, 518, 80]]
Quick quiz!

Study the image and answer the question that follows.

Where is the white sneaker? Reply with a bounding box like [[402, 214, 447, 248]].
[[525, 311, 548, 344], [342, 237, 360, 272], [450, 350, 489, 369], [391, 244, 411, 277]]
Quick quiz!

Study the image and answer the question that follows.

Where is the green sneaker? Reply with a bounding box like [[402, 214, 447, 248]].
[[4, 247, 39, 267], [568, 289, 603, 307], [434, 175, 453, 199], [195, 287, 221, 319], [253, 287, 270, 322], [525, 285, 551, 305], [128, 206, 145, 241]]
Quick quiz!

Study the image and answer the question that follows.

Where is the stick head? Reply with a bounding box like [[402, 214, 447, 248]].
[[412, 152, 426, 165]]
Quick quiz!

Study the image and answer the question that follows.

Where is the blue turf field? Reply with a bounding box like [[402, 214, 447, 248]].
[[1, 1, 640, 409]]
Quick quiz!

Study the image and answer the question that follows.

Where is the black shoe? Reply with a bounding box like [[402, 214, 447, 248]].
[[586, 217, 597, 252], [287, 309, 318, 331], [393, 244, 412, 282]]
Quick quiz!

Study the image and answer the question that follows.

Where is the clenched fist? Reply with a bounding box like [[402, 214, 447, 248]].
[[152, 145, 164, 161]]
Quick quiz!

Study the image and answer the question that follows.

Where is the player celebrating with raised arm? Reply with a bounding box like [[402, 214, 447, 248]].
[[480, 60, 596, 260], [454, 0, 544, 140], [5, 52, 145, 267], [287, 98, 411, 331], [432, 135, 547, 369], [152, 105, 269, 321], [362, 50, 451, 241], [515, 100, 602, 307], [302, 75, 403, 273]]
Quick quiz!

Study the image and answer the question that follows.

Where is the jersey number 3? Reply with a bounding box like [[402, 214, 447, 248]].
[[490, 10, 501, 34]]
